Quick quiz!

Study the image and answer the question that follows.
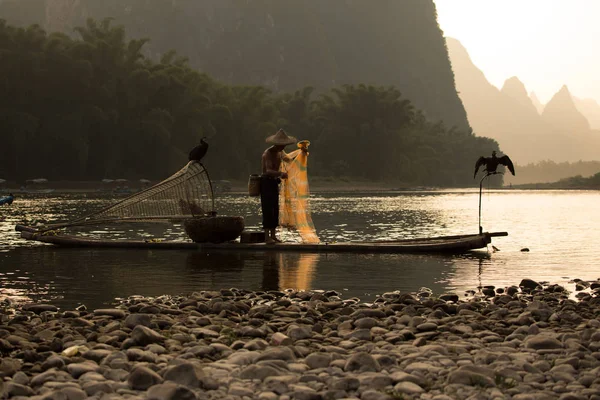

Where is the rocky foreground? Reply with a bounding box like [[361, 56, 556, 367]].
[[1, 279, 600, 400]]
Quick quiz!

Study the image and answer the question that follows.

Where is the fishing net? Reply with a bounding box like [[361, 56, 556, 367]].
[[279, 141, 320, 244], [40, 161, 214, 232]]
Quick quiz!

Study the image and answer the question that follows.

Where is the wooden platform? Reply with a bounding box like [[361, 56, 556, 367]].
[[197, 232, 504, 253], [18, 230, 198, 249], [16, 225, 507, 254]]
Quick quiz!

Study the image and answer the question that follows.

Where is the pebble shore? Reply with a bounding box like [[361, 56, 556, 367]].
[[1, 278, 600, 400]]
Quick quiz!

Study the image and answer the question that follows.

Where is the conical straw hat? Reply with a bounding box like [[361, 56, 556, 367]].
[[266, 129, 297, 146]]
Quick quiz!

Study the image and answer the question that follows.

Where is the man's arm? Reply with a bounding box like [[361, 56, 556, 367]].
[[282, 149, 304, 162]]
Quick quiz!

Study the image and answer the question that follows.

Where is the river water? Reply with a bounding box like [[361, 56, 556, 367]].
[[0, 189, 599, 309]]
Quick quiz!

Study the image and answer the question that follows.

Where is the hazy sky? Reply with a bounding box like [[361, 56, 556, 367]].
[[434, 0, 600, 104]]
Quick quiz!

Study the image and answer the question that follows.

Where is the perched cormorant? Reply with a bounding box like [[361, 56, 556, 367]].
[[189, 137, 208, 162], [474, 151, 515, 179]]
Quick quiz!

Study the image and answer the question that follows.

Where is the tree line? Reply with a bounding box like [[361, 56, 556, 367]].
[[515, 172, 600, 189], [505, 160, 600, 186], [0, 19, 500, 187], [0, 0, 471, 130]]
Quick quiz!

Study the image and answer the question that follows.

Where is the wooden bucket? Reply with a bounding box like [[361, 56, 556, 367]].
[[248, 174, 261, 196]]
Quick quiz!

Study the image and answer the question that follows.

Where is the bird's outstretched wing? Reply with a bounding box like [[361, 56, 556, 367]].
[[474, 156, 486, 179], [498, 155, 515, 176]]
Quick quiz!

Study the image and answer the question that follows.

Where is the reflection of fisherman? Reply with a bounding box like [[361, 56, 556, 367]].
[[261, 252, 279, 290], [0, 193, 14, 206], [261, 129, 307, 244]]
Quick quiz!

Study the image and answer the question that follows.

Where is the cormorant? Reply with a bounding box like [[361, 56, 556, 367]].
[[189, 137, 208, 162], [474, 151, 515, 179]]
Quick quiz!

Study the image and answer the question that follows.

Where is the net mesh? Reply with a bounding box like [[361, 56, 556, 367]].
[[46, 161, 214, 231], [279, 141, 320, 244]]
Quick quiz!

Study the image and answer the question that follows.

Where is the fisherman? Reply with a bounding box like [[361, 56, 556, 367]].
[[261, 129, 306, 244]]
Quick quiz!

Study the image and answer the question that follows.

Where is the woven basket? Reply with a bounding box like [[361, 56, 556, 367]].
[[184, 216, 245, 243], [248, 174, 261, 196]]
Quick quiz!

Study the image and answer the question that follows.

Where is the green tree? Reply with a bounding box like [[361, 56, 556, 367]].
[[0, 18, 500, 188]]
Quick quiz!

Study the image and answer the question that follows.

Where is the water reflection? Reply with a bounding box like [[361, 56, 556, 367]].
[[185, 251, 318, 292], [0, 245, 469, 310], [312, 194, 451, 242], [278, 253, 319, 291], [2, 191, 600, 309]]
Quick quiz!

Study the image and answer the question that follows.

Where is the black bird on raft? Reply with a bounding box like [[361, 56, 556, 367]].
[[189, 137, 208, 162], [474, 151, 515, 179]]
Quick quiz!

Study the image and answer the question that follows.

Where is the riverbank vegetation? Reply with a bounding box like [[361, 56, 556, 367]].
[[515, 172, 600, 189], [0, 18, 499, 187], [506, 160, 600, 186]]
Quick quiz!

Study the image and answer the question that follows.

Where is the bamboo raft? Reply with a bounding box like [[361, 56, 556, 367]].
[[16, 225, 507, 254], [13, 159, 510, 254]]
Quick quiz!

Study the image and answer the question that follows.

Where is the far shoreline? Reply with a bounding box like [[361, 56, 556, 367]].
[[2, 179, 600, 194]]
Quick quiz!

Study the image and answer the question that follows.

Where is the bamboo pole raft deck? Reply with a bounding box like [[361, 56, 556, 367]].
[[16, 225, 507, 254]]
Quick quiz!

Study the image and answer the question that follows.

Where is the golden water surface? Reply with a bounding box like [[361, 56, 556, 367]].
[[0, 189, 598, 309]]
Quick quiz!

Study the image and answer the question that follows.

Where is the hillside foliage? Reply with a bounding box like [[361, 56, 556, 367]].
[[0, 19, 499, 186], [0, 0, 470, 131]]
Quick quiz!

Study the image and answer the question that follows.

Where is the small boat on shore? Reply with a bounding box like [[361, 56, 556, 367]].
[[0, 194, 14, 206], [15, 226, 506, 254]]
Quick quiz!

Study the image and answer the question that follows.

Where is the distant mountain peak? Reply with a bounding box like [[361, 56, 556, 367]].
[[501, 76, 528, 97], [542, 85, 590, 132], [501, 76, 538, 115], [445, 38, 468, 57], [445, 37, 476, 69], [447, 37, 597, 163], [557, 85, 572, 97], [546, 85, 577, 109]]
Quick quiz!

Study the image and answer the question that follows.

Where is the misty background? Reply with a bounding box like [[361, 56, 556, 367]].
[[0, 0, 598, 187]]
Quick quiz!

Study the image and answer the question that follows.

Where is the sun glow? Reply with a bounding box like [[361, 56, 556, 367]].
[[434, 0, 600, 103]]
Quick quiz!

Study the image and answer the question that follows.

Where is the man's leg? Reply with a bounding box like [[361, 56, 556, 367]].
[[261, 177, 278, 244], [265, 227, 276, 244]]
